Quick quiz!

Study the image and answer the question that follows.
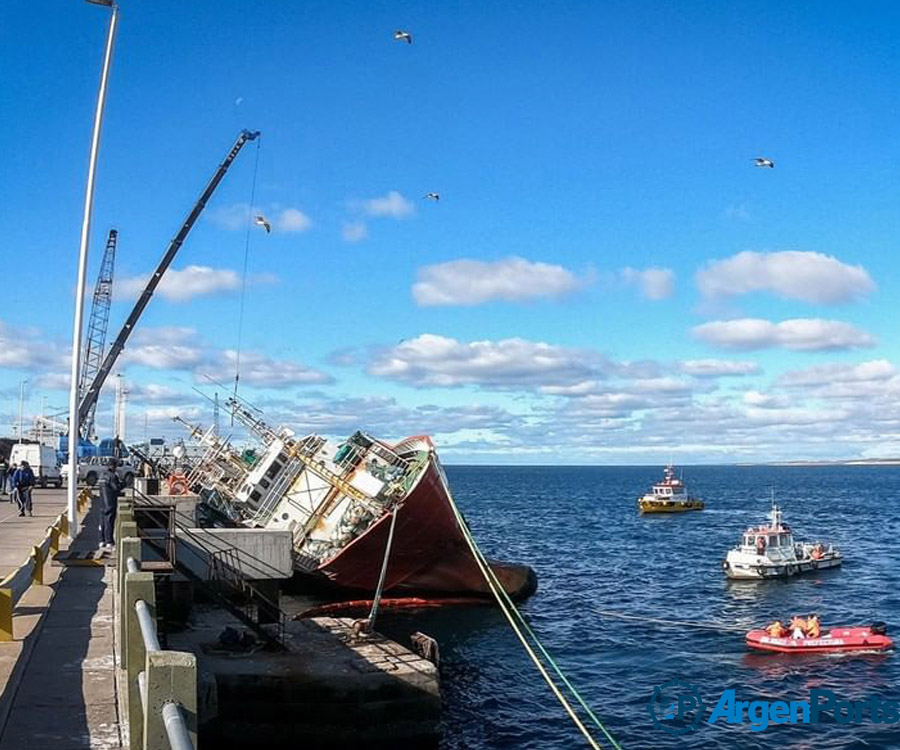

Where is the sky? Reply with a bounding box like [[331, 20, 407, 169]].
[[2, 0, 900, 464]]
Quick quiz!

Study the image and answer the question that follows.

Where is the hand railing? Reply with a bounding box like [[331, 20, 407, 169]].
[[117, 519, 197, 750]]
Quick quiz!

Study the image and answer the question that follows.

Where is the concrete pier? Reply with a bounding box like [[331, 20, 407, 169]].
[[0, 489, 442, 749], [0, 489, 123, 749]]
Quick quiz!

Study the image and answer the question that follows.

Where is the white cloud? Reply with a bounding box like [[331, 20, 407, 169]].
[[0, 319, 69, 371], [202, 350, 333, 388], [679, 359, 761, 377], [117, 266, 242, 303], [363, 190, 415, 219], [368, 334, 599, 388], [276, 208, 312, 233], [127, 384, 196, 405], [779, 359, 896, 388], [696, 251, 875, 304], [413, 257, 586, 307], [742, 390, 789, 408], [341, 221, 368, 243], [125, 344, 206, 370], [621, 267, 675, 300], [692, 318, 876, 351]]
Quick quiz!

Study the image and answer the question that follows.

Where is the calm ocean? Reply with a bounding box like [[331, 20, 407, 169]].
[[376, 464, 900, 750]]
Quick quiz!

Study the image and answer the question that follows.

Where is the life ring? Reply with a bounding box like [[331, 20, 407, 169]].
[[168, 475, 189, 496]]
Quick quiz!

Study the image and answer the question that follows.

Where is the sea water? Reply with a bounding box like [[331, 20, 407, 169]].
[[376, 464, 900, 750]]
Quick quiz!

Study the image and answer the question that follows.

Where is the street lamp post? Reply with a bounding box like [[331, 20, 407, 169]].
[[17, 379, 28, 442], [66, 0, 119, 535]]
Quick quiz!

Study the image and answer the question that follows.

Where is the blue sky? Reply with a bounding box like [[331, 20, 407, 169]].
[[2, 1, 900, 463]]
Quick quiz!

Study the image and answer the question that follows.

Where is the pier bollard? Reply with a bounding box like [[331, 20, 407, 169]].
[[31, 546, 43, 586], [116, 502, 135, 545], [119, 521, 138, 553], [124, 571, 155, 749], [49, 526, 60, 554], [143, 651, 197, 750], [0, 589, 12, 642], [60, 513, 69, 539]]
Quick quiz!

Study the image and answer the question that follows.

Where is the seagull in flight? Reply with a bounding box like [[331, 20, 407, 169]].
[[394, 29, 413, 44], [254, 215, 272, 233], [424, 192, 440, 201], [753, 157, 775, 168]]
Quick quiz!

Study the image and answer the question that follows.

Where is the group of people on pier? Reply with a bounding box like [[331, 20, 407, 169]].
[[0, 457, 36, 517]]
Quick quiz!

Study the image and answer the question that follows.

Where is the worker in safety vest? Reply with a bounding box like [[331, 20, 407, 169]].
[[765, 620, 786, 638], [806, 614, 821, 639], [789, 615, 807, 639]]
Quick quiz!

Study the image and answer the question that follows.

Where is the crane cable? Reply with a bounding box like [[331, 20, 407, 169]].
[[232, 135, 262, 423], [445, 489, 624, 750]]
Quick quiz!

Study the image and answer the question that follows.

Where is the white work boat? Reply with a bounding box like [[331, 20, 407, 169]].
[[723, 503, 842, 580]]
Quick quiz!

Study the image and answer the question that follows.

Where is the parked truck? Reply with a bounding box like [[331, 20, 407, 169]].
[[9, 443, 63, 488]]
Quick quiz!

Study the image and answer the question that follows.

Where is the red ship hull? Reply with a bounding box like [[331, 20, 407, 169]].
[[315, 456, 536, 600]]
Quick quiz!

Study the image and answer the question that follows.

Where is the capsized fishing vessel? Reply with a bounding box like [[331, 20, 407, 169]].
[[746, 623, 891, 654], [722, 503, 842, 580], [637, 464, 704, 514], [178, 400, 536, 600]]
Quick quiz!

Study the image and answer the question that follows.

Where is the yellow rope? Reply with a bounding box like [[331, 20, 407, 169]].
[[444, 489, 610, 750]]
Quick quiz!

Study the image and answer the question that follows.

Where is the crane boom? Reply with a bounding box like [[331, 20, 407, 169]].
[[79, 228, 118, 439], [77, 128, 260, 427]]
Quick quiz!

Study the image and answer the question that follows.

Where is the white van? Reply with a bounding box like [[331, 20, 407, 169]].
[[9, 443, 63, 488]]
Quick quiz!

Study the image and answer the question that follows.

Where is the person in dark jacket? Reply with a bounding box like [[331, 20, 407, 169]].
[[0, 457, 8, 499], [100, 460, 124, 551], [11, 461, 36, 516]]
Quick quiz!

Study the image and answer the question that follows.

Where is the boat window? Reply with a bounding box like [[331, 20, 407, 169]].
[[769, 535, 777, 546]]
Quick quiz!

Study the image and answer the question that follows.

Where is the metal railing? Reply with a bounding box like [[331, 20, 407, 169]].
[[118, 529, 197, 750], [0, 489, 92, 640]]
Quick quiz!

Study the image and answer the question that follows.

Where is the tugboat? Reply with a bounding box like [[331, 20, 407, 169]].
[[723, 503, 842, 579], [637, 464, 704, 514]]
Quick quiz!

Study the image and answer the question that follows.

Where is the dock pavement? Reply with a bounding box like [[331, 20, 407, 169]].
[[0, 488, 123, 749]]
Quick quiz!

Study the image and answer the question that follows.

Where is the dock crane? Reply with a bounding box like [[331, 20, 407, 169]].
[[76, 128, 260, 430], [79, 228, 118, 439]]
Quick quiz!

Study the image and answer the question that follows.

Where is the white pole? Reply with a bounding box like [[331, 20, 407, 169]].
[[17, 379, 27, 443], [66, 2, 118, 535]]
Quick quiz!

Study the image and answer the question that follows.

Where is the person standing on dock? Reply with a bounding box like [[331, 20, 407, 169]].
[[0, 456, 8, 499], [11, 461, 35, 517], [99, 460, 123, 552]]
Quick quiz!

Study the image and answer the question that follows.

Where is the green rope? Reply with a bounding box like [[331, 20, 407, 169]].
[[448, 494, 625, 750]]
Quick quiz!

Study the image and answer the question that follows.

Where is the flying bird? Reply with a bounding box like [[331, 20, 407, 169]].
[[753, 157, 775, 168], [254, 215, 272, 233], [424, 192, 440, 201], [394, 29, 413, 44]]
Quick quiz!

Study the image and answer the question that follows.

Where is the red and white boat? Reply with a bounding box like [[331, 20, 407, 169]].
[[179, 401, 536, 600], [746, 624, 892, 654]]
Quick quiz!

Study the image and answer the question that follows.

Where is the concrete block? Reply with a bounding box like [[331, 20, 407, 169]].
[[143, 650, 197, 750], [123, 571, 155, 750], [173, 528, 294, 582]]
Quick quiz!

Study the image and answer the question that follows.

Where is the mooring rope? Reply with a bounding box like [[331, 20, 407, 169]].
[[445, 490, 624, 750], [231, 135, 262, 422], [595, 609, 747, 633], [365, 504, 399, 631]]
